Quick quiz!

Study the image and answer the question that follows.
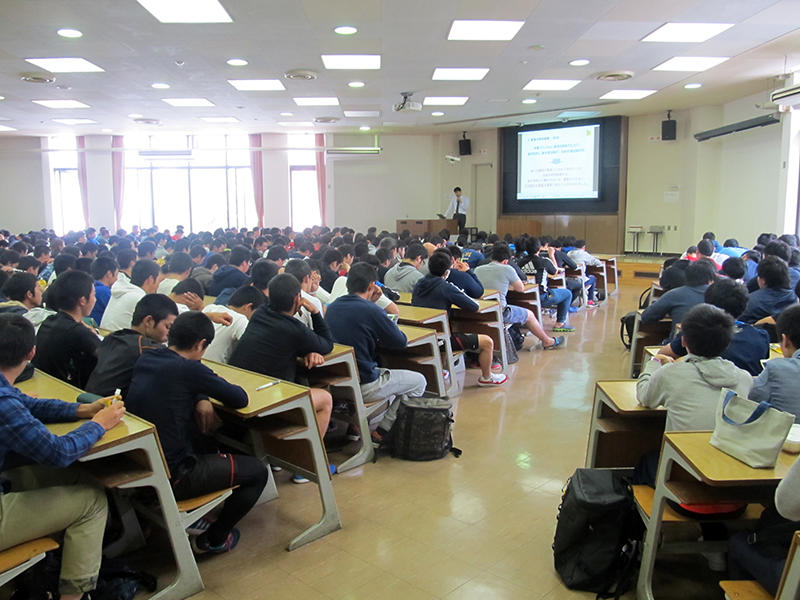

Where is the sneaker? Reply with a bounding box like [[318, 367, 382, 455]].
[[345, 426, 361, 442], [587, 300, 597, 307], [491, 359, 503, 372], [187, 516, 213, 536], [292, 464, 337, 484], [543, 336, 566, 350], [568, 306, 579, 313], [478, 373, 508, 387], [552, 325, 576, 333], [191, 529, 240, 555]]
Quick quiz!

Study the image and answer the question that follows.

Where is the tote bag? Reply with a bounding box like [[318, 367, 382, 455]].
[[710, 389, 794, 468]]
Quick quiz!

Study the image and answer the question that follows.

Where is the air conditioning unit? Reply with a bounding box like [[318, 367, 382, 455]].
[[694, 113, 781, 142], [138, 149, 193, 160], [325, 146, 382, 160], [771, 84, 800, 108]]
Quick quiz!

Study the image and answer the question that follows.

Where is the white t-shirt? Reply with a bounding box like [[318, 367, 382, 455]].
[[201, 304, 249, 364], [296, 290, 324, 328], [157, 278, 181, 295], [329, 276, 392, 310]]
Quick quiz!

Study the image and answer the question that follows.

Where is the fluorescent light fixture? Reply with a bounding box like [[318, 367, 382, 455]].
[[599, 89, 656, 100], [25, 57, 104, 73], [293, 97, 339, 106], [226, 58, 248, 66], [0, 125, 17, 132], [201, 116, 240, 123], [523, 79, 581, 91], [128, 113, 143, 118], [161, 98, 215, 107], [348, 81, 366, 88], [344, 110, 380, 117], [321, 54, 381, 70], [557, 110, 600, 119], [32, 99, 90, 109], [151, 82, 170, 89], [52, 118, 97, 125], [642, 22, 734, 43], [334, 25, 357, 35], [101, 128, 113, 133], [423, 96, 468, 106], [359, 125, 371, 131], [447, 20, 524, 41], [279, 112, 293, 117], [653, 56, 729, 72], [0, 96, 5, 101], [278, 121, 314, 127], [227, 79, 285, 91], [135, 0, 232, 23], [431, 111, 445, 117], [684, 82, 703, 89], [57, 28, 83, 38], [569, 59, 590, 67], [521, 98, 537, 104], [432, 67, 489, 81]]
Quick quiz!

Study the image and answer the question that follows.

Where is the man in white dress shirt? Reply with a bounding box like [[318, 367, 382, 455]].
[[444, 186, 470, 234]]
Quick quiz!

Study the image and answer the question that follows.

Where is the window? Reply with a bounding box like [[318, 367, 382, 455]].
[[287, 134, 321, 229], [48, 136, 84, 234]]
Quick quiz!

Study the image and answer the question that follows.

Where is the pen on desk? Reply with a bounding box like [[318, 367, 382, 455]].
[[256, 381, 280, 391], [111, 388, 121, 405]]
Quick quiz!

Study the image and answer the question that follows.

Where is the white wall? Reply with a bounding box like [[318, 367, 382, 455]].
[[0, 136, 49, 232]]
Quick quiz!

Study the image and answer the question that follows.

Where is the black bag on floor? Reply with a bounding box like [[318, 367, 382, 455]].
[[553, 469, 643, 599], [390, 397, 462, 461], [508, 324, 525, 351], [620, 312, 637, 350]]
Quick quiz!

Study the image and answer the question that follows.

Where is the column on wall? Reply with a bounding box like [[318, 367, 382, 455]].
[[259, 133, 291, 227]]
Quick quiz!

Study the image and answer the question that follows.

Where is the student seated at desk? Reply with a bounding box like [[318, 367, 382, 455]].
[[749, 305, 800, 421], [126, 312, 268, 554], [524, 238, 575, 333], [0, 313, 125, 600], [88, 255, 118, 326], [156, 251, 194, 296], [475, 243, 563, 350], [208, 245, 250, 297], [739, 256, 798, 324], [327, 256, 399, 316], [85, 293, 179, 397], [284, 259, 325, 324], [412, 251, 507, 386], [202, 285, 265, 364], [383, 243, 426, 293], [34, 270, 100, 389], [656, 278, 769, 376], [326, 263, 426, 441], [640, 260, 716, 335], [100, 259, 160, 331], [0, 272, 55, 331], [228, 274, 333, 471], [441, 245, 483, 298]]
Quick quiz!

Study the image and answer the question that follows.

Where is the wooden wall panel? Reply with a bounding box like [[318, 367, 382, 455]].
[[497, 214, 622, 253], [584, 215, 621, 254]]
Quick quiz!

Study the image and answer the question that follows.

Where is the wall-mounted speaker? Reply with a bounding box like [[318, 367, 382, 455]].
[[458, 138, 472, 155], [661, 119, 676, 141]]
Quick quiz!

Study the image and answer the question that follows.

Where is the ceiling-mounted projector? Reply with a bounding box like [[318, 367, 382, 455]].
[[393, 91, 422, 112]]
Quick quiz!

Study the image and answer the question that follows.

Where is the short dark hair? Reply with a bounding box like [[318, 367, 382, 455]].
[[405, 243, 427, 261], [491, 243, 512, 262], [723, 238, 739, 248], [131, 293, 179, 326], [53, 253, 76, 275], [453, 186, 461, 193], [283, 258, 311, 283], [681, 304, 734, 358], [189, 245, 207, 259], [91, 256, 118, 281], [777, 305, 800, 349], [116, 248, 138, 270], [172, 278, 203, 297], [660, 266, 687, 291], [267, 273, 301, 312], [0, 313, 35, 368], [131, 259, 161, 287], [306, 259, 322, 275], [428, 251, 452, 277], [138, 240, 156, 257], [702, 231, 716, 241], [375, 247, 392, 264], [17, 256, 40, 272], [346, 262, 377, 294], [2, 273, 37, 302], [33, 245, 51, 259], [685, 260, 716, 286], [205, 253, 227, 270], [251, 259, 280, 291], [758, 256, 791, 289], [229, 245, 251, 267], [697, 239, 714, 257], [49, 270, 94, 311], [164, 252, 193, 275], [229, 285, 267, 309], [75, 257, 93, 274], [764, 240, 792, 262], [266, 246, 288, 262], [168, 311, 215, 350], [324, 248, 342, 266], [721, 257, 745, 280], [704, 278, 748, 319]]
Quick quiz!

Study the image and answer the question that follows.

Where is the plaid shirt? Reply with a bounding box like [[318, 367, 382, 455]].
[[0, 373, 104, 470]]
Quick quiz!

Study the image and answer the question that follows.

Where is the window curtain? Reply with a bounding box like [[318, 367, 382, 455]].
[[111, 135, 125, 232], [249, 133, 264, 227], [315, 133, 326, 225], [76, 136, 89, 227]]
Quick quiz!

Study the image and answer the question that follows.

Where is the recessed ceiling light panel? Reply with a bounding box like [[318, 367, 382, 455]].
[[569, 59, 590, 67], [521, 98, 537, 104], [423, 96, 468, 106], [599, 89, 656, 100], [226, 58, 248, 66], [653, 56, 729, 72], [293, 97, 339, 106], [227, 79, 285, 91], [151, 82, 170, 89], [135, 0, 232, 23], [0, 125, 17, 132], [32, 99, 90, 108], [684, 82, 703, 89], [52, 118, 97, 125], [25, 58, 104, 73], [557, 110, 600, 119], [128, 113, 143, 118], [343, 110, 380, 117], [523, 79, 581, 91], [161, 97, 215, 107], [642, 23, 734, 43], [321, 55, 381, 70], [359, 125, 371, 131], [201, 116, 240, 123], [279, 112, 293, 117], [334, 25, 358, 35], [447, 20, 524, 41], [431, 111, 445, 117], [432, 67, 489, 80], [278, 121, 314, 127], [348, 81, 366, 88], [57, 28, 83, 38]]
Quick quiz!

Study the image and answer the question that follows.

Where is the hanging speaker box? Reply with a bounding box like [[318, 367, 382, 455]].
[[661, 119, 676, 141], [458, 138, 472, 155]]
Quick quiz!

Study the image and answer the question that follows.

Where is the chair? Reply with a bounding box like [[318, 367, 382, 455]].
[[0, 537, 59, 588]]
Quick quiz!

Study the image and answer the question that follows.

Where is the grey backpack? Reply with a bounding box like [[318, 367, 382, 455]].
[[390, 397, 462, 461]]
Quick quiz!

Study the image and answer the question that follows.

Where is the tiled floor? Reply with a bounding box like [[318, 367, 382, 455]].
[[175, 280, 714, 600]]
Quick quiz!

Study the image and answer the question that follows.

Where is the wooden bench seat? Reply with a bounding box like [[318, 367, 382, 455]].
[[177, 487, 236, 513], [633, 485, 763, 523], [0, 538, 59, 574], [719, 580, 772, 600]]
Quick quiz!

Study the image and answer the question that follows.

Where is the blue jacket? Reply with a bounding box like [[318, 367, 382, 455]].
[[750, 349, 800, 422], [446, 269, 484, 298], [640, 284, 708, 327], [669, 322, 770, 376], [326, 294, 407, 384], [208, 265, 248, 296], [412, 275, 479, 317], [739, 287, 798, 323], [90, 281, 111, 325]]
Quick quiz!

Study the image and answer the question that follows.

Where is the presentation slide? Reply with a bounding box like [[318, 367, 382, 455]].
[[517, 124, 600, 200]]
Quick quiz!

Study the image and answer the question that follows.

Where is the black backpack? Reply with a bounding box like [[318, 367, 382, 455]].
[[390, 397, 462, 461], [553, 469, 643, 599], [619, 288, 653, 349]]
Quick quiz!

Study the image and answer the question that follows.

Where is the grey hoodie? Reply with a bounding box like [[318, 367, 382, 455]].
[[384, 261, 424, 293], [636, 354, 753, 431]]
